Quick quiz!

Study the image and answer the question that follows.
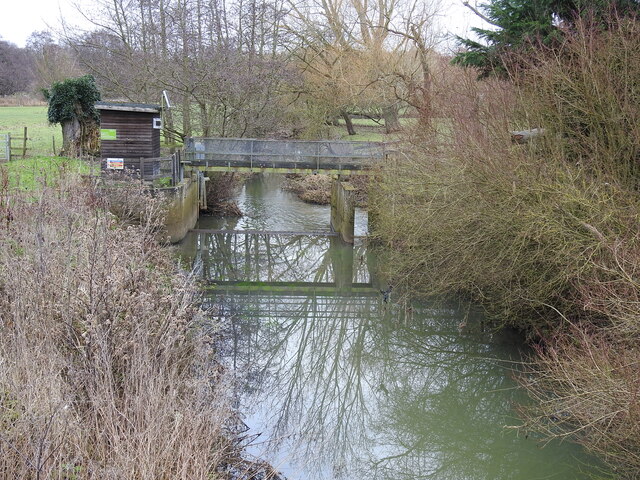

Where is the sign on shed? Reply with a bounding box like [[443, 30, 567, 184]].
[[106, 158, 124, 169]]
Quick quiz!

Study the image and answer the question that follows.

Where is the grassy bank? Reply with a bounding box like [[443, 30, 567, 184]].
[[0, 174, 233, 477], [2, 156, 92, 190], [370, 18, 640, 477], [0, 106, 62, 156]]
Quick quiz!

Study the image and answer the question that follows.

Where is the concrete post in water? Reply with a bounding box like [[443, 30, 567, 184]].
[[330, 236, 354, 291], [330, 176, 356, 243]]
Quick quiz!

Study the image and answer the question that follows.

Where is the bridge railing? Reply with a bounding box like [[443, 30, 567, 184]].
[[184, 137, 386, 171]]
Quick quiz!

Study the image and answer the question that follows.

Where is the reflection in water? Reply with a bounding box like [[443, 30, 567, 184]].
[[179, 232, 600, 480], [178, 175, 602, 480], [183, 233, 369, 285]]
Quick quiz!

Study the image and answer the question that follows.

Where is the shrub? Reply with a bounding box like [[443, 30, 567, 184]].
[[0, 176, 231, 478], [370, 16, 640, 475]]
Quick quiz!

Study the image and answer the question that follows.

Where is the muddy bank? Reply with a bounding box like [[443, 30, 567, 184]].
[[281, 173, 368, 207]]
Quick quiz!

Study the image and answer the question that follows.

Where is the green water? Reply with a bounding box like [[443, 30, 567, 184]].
[[178, 175, 606, 480]]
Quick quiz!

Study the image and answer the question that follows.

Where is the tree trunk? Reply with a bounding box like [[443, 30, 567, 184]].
[[199, 102, 210, 136], [61, 118, 81, 156], [341, 111, 356, 136], [60, 118, 98, 157], [182, 93, 192, 138], [383, 105, 401, 133]]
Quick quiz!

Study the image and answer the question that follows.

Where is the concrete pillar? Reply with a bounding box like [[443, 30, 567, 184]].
[[330, 177, 356, 243], [330, 236, 354, 291]]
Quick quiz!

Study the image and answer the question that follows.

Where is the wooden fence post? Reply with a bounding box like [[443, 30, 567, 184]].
[[172, 153, 177, 186], [22, 127, 27, 158], [6, 134, 11, 162]]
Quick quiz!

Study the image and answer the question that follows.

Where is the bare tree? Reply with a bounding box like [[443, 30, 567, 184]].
[[286, 0, 442, 135], [0, 39, 35, 95], [64, 0, 296, 140]]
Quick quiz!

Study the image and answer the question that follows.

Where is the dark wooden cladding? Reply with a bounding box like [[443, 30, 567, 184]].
[[99, 110, 160, 158]]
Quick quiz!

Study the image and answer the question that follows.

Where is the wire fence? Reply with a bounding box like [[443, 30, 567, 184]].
[[184, 137, 387, 171], [100, 152, 184, 186]]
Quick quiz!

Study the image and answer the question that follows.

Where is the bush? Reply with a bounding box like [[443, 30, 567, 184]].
[[517, 16, 640, 188], [0, 176, 231, 478], [370, 16, 640, 476]]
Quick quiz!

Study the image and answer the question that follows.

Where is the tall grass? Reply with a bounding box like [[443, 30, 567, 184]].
[[0, 174, 232, 478], [370, 16, 640, 476]]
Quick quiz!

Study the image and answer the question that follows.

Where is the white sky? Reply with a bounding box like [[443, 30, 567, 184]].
[[0, 0, 486, 50]]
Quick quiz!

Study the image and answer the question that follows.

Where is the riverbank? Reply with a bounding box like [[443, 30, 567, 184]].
[[282, 173, 369, 207], [369, 18, 640, 477], [178, 176, 601, 479], [0, 175, 239, 477]]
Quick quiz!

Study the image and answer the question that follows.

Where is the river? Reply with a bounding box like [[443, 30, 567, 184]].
[[178, 174, 605, 480]]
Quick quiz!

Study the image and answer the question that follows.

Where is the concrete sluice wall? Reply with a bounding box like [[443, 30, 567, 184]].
[[160, 175, 200, 243]]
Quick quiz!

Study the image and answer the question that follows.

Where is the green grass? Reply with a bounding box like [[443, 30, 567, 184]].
[[328, 126, 390, 142], [2, 156, 92, 191], [0, 106, 62, 156], [337, 116, 416, 128]]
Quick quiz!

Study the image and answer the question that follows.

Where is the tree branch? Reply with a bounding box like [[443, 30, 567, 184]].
[[462, 1, 502, 28]]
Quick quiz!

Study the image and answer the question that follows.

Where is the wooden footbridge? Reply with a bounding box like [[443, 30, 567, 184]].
[[184, 137, 386, 175]]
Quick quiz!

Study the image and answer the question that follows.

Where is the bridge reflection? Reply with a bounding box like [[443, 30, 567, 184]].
[[181, 231, 375, 294], [179, 230, 597, 480]]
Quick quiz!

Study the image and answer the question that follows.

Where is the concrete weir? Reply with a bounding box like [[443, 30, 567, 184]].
[[160, 174, 200, 243], [330, 177, 356, 243], [160, 172, 357, 244]]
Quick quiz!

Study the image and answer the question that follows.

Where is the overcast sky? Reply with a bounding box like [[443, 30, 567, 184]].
[[0, 0, 487, 50]]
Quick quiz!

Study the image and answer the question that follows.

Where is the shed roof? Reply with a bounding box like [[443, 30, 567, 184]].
[[95, 101, 161, 113]]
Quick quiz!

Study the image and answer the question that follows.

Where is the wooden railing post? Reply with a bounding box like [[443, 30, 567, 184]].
[[22, 127, 27, 158]]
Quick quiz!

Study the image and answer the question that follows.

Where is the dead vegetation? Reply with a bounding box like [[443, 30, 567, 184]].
[[282, 173, 369, 206], [370, 16, 640, 476], [0, 174, 234, 478], [205, 172, 245, 216], [282, 174, 332, 204]]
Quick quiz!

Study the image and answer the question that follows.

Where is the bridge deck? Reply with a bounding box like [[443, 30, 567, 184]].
[[190, 228, 338, 236], [184, 137, 387, 175], [205, 281, 378, 296]]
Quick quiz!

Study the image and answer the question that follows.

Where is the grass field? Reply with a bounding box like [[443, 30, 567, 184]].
[[2, 156, 92, 191], [0, 106, 62, 156], [0, 106, 88, 190]]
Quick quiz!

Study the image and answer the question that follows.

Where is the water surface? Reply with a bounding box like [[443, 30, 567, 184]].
[[179, 174, 603, 480]]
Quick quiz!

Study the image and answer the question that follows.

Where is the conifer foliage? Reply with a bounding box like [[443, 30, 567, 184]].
[[453, 0, 640, 77]]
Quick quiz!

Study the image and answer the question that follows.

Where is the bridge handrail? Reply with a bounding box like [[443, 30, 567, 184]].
[[184, 137, 387, 159], [182, 137, 399, 173]]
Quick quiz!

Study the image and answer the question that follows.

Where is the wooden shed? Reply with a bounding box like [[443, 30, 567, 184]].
[[96, 101, 162, 177]]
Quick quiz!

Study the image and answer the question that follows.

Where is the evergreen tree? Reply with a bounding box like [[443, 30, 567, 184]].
[[453, 0, 640, 77]]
